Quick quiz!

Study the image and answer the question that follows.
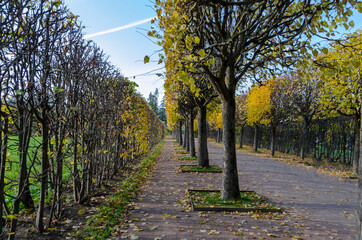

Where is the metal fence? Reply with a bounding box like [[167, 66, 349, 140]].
[[208, 117, 356, 165]]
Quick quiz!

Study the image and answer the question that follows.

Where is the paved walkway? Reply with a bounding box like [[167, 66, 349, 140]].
[[118, 136, 358, 239]]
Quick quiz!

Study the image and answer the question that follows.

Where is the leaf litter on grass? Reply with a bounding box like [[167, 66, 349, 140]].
[[189, 190, 280, 210], [181, 165, 222, 172]]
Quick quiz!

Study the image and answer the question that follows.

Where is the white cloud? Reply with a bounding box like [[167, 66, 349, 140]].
[[84, 17, 154, 39]]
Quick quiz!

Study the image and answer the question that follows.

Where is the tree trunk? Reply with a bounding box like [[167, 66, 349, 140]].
[[270, 125, 276, 157], [79, 127, 87, 202], [87, 160, 93, 197], [9, 114, 33, 240], [221, 94, 240, 200], [19, 115, 34, 208], [300, 117, 309, 160], [253, 125, 259, 152], [184, 123, 189, 150], [36, 116, 49, 232], [0, 116, 8, 232], [353, 118, 360, 174], [189, 110, 195, 157], [198, 106, 209, 167], [112, 133, 122, 177], [55, 129, 65, 218], [72, 123, 81, 202], [358, 108, 362, 240], [48, 125, 65, 226], [175, 128, 179, 143], [179, 121, 183, 146], [239, 127, 244, 149], [183, 123, 187, 149], [217, 128, 222, 143], [300, 145, 305, 159]]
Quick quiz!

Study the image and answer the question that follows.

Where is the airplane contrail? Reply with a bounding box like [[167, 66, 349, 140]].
[[84, 17, 154, 39]]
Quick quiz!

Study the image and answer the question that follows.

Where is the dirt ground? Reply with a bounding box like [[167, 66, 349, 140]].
[[14, 164, 138, 239]]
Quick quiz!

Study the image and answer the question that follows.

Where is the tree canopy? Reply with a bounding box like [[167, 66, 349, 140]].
[[154, 0, 360, 200]]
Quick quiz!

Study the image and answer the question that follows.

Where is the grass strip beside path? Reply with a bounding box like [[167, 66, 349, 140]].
[[177, 156, 197, 161], [80, 140, 165, 239], [189, 190, 280, 211], [181, 165, 222, 172], [175, 150, 189, 154]]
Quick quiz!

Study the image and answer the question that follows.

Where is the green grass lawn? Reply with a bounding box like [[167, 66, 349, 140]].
[[181, 165, 222, 172], [177, 156, 197, 161], [189, 190, 279, 210], [176, 150, 189, 154], [4, 135, 73, 211]]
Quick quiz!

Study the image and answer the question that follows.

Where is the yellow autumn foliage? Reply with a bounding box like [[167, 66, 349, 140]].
[[246, 81, 272, 126], [207, 101, 222, 130], [317, 30, 362, 117]]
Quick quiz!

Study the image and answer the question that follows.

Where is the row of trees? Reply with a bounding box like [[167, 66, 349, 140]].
[[235, 31, 360, 173], [154, 0, 358, 199], [147, 88, 167, 126], [151, 0, 362, 238], [208, 65, 359, 168], [0, 0, 165, 238]]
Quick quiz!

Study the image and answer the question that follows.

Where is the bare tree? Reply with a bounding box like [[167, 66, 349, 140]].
[[0, 1, 166, 237]]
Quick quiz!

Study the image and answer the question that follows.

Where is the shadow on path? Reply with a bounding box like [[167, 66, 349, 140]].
[[118, 136, 357, 240]]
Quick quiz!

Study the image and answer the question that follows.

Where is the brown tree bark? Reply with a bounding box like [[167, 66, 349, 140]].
[[9, 114, 34, 240], [36, 115, 50, 232], [221, 85, 240, 200], [270, 125, 276, 157], [253, 125, 259, 152], [0, 115, 8, 232], [217, 128, 222, 143], [353, 118, 360, 174], [358, 108, 362, 240], [72, 122, 81, 202], [184, 123, 189, 150], [179, 121, 183, 146], [55, 129, 65, 218], [197, 106, 209, 167], [239, 127, 244, 149], [189, 110, 196, 157], [300, 116, 311, 160], [18, 113, 34, 208]]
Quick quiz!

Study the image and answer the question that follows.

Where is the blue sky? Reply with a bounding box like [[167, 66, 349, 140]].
[[62, 1, 362, 101], [63, 0, 164, 100]]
